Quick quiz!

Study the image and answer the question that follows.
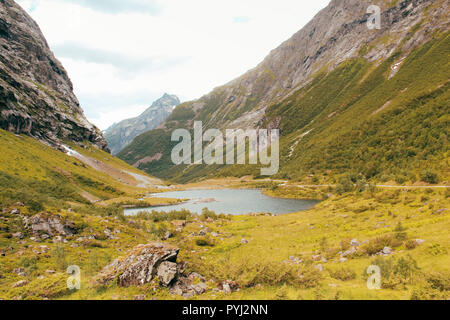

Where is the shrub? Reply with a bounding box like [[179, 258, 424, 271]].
[[420, 170, 439, 184], [329, 267, 357, 281], [195, 236, 215, 247], [217, 261, 322, 289], [426, 272, 450, 291], [27, 199, 44, 213], [52, 246, 67, 271], [136, 209, 192, 222], [148, 223, 168, 239], [363, 234, 402, 255], [18, 256, 39, 275], [394, 222, 408, 240], [335, 177, 354, 195], [368, 255, 420, 289], [405, 240, 419, 250], [200, 208, 218, 221]]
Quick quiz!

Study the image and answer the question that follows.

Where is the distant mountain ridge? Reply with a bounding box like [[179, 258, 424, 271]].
[[118, 0, 450, 184], [105, 93, 180, 154]]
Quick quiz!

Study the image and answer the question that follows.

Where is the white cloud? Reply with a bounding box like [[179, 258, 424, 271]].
[[16, 0, 330, 129]]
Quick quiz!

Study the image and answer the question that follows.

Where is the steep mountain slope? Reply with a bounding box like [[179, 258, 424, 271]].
[[119, 0, 449, 184], [105, 94, 180, 155], [0, 0, 164, 209], [0, 0, 108, 151]]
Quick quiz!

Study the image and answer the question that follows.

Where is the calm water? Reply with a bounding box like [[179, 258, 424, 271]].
[[124, 189, 319, 216]]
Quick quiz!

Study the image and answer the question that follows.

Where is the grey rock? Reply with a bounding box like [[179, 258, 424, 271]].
[[13, 268, 27, 276], [12, 280, 28, 288], [156, 261, 178, 287], [94, 243, 180, 287], [162, 231, 173, 241], [24, 214, 77, 237], [341, 247, 357, 257], [222, 283, 232, 294], [12, 232, 24, 239]]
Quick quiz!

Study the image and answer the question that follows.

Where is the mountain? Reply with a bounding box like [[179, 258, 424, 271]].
[[0, 0, 166, 205], [104, 93, 180, 155], [0, 0, 109, 151], [119, 0, 449, 184]]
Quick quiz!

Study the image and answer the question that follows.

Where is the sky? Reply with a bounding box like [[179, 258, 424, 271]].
[[16, 0, 330, 130]]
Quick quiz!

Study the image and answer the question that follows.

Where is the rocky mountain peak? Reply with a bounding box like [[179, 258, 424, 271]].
[[0, 0, 108, 151], [104, 93, 180, 154]]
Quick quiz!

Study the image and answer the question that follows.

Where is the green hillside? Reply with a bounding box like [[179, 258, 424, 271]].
[[0, 129, 162, 212], [119, 32, 449, 184]]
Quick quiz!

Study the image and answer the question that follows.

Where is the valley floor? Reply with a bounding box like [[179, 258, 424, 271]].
[[0, 130, 448, 300], [1, 179, 448, 300]]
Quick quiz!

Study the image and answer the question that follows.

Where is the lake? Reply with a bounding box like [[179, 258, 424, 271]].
[[124, 189, 319, 216]]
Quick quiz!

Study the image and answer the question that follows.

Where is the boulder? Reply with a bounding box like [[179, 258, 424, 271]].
[[23, 214, 77, 237], [382, 247, 393, 255], [13, 268, 27, 277], [171, 220, 186, 228], [222, 283, 232, 294], [219, 280, 239, 294], [12, 232, 24, 239], [94, 242, 180, 287], [162, 231, 173, 241], [341, 247, 357, 257], [350, 239, 361, 247], [12, 280, 28, 288], [156, 261, 178, 287], [94, 242, 209, 296]]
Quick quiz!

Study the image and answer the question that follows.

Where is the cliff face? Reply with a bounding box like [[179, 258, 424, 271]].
[[0, 0, 109, 151], [105, 94, 180, 155], [118, 0, 449, 182]]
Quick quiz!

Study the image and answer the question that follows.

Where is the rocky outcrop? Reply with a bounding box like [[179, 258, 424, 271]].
[[94, 242, 209, 297], [23, 213, 77, 239], [95, 243, 182, 287], [0, 0, 109, 151], [105, 94, 179, 154]]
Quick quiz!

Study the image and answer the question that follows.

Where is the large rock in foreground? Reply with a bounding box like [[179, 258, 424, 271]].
[[95, 243, 183, 288], [95, 243, 210, 297]]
